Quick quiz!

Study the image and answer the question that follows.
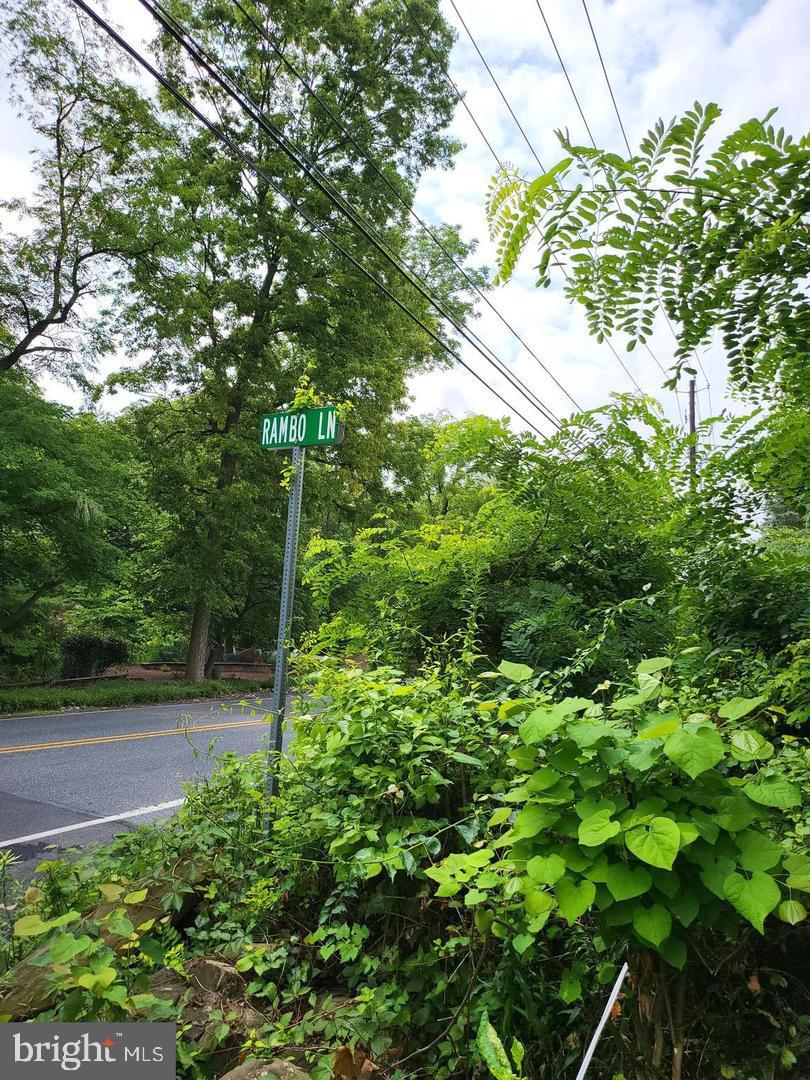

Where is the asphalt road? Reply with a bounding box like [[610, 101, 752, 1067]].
[[0, 697, 291, 874]]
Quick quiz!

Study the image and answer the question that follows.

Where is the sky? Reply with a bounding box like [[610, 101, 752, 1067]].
[[1, 0, 808, 438]]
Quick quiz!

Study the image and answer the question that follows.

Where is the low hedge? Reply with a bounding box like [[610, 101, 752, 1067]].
[[0, 679, 271, 716]]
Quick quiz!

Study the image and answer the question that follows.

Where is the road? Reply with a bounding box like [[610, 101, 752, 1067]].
[[0, 697, 290, 875]]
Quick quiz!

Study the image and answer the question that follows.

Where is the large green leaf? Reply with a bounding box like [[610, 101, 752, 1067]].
[[712, 795, 759, 832], [777, 900, 807, 925], [785, 854, 810, 890], [743, 774, 801, 809], [632, 903, 672, 948], [519, 707, 566, 745], [578, 810, 621, 847], [660, 933, 687, 970], [526, 767, 562, 792], [637, 713, 680, 740], [636, 656, 673, 675], [523, 887, 555, 922], [625, 817, 680, 870], [699, 855, 736, 899], [669, 889, 700, 927], [723, 871, 781, 933], [511, 804, 557, 839], [605, 862, 652, 901], [729, 730, 773, 762], [664, 725, 724, 778], [526, 853, 566, 885], [498, 660, 534, 683], [718, 696, 766, 721], [567, 720, 614, 747], [559, 966, 582, 1003], [735, 830, 782, 872], [554, 876, 596, 924], [477, 1010, 517, 1080]]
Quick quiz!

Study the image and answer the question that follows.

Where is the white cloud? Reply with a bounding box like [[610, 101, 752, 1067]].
[[1, 0, 806, 437]]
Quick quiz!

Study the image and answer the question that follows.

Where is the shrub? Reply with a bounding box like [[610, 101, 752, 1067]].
[[0, 679, 270, 715], [2, 657, 807, 1080], [60, 634, 129, 679]]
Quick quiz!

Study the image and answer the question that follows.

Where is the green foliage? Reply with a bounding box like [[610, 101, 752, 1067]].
[[0, 371, 143, 680], [3, 656, 807, 1078], [60, 634, 128, 679], [0, 678, 267, 715], [487, 103, 809, 405], [0, 0, 164, 378], [304, 399, 687, 676]]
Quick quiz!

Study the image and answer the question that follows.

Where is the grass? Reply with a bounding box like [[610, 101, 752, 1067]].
[[0, 679, 272, 717]]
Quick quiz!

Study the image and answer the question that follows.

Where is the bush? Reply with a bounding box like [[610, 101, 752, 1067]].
[[2, 656, 807, 1079], [60, 634, 129, 679], [0, 679, 271, 716]]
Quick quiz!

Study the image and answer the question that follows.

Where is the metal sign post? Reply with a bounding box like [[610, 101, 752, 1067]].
[[261, 405, 344, 805], [265, 445, 306, 802]]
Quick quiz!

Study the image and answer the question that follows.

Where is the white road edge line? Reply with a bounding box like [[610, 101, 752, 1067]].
[[0, 799, 185, 849]]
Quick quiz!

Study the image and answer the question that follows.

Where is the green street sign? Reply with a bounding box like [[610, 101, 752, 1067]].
[[260, 405, 344, 450]]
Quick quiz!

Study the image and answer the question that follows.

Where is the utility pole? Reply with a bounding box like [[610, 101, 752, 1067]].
[[688, 377, 697, 484]]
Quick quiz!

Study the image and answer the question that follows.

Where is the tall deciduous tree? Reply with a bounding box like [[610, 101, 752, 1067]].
[[0, 371, 140, 677], [0, 0, 165, 380], [108, 0, 484, 679]]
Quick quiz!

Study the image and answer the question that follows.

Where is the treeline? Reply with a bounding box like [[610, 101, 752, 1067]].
[[0, 0, 482, 682]]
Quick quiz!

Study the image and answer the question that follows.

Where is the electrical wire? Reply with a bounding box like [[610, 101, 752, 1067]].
[[579, 0, 633, 158], [69, 0, 552, 439], [227, 0, 584, 414], [532, 0, 597, 148], [401, 0, 503, 169], [401, 0, 644, 398], [141, 0, 571, 435], [448, 0, 544, 170], [574, 0, 707, 427]]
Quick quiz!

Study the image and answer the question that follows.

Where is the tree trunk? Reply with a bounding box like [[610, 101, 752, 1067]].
[[183, 382, 244, 683], [0, 581, 61, 633], [185, 596, 212, 683]]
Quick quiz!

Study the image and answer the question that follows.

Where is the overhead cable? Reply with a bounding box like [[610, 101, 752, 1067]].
[[141, 0, 567, 433], [228, 0, 583, 413], [69, 0, 553, 438], [403, 0, 645, 397]]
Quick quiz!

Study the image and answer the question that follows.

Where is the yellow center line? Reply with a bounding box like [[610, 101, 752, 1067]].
[[0, 718, 269, 755]]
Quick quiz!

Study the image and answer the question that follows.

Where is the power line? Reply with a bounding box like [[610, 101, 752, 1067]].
[[531, 0, 683, 420], [141, 0, 569, 436], [447, 0, 544, 170], [69, 0, 550, 438], [401, 0, 503, 169], [227, 0, 584, 414], [402, 0, 644, 399], [532, 0, 597, 148], [579, 0, 633, 158], [575, 0, 712, 425]]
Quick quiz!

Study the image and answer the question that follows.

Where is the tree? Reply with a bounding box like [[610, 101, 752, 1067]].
[[304, 399, 689, 674], [0, 371, 140, 678], [104, 0, 483, 679], [486, 103, 809, 404], [0, 0, 165, 380]]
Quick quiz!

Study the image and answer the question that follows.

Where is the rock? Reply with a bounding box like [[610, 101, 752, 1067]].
[[218, 1058, 309, 1080], [148, 968, 188, 1005], [0, 860, 209, 1020], [188, 957, 243, 996]]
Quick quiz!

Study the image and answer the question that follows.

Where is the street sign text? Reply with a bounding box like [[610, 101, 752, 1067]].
[[260, 406, 343, 450]]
